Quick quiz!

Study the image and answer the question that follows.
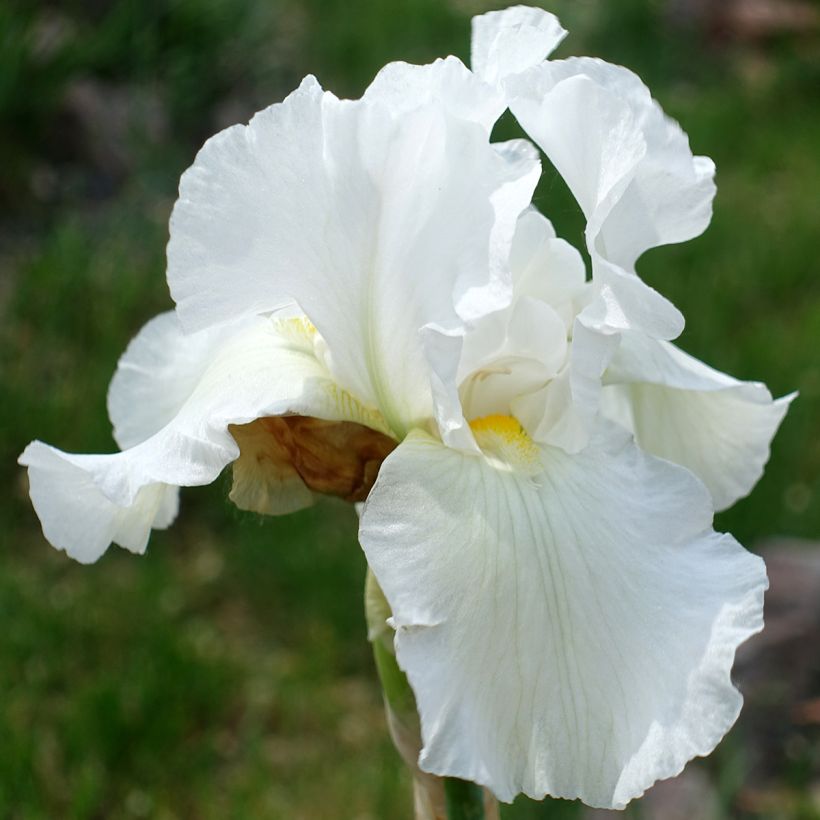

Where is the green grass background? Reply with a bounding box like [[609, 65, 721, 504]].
[[1, 0, 818, 817]]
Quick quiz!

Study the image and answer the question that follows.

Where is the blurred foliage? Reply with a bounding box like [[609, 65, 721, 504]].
[[0, 0, 293, 200], [1, 0, 819, 817]]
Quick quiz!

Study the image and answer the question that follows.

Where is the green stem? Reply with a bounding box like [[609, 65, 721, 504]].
[[365, 569, 416, 721], [371, 632, 416, 718], [444, 778, 487, 820], [365, 569, 499, 820]]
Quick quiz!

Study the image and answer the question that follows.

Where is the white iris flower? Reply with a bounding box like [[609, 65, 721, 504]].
[[19, 6, 793, 810]]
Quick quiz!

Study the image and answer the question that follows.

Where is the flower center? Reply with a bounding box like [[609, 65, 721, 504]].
[[468, 413, 540, 473]]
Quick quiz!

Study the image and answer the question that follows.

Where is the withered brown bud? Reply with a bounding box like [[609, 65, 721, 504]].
[[228, 415, 397, 515]]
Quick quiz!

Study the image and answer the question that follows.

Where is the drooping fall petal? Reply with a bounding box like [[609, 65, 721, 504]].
[[360, 423, 766, 807], [602, 332, 795, 510], [20, 314, 388, 561]]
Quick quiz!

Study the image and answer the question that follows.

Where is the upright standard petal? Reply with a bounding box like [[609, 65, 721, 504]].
[[507, 208, 587, 330], [20, 315, 389, 562], [360, 422, 766, 807], [507, 58, 716, 340], [471, 6, 567, 85], [364, 56, 504, 132], [602, 332, 795, 510], [510, 59, 716, 269], [457, 208, 615, 454], [167, 75, 538, 438]]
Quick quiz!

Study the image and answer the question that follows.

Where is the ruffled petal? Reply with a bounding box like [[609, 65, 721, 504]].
[[513, 318, 619, 453], [602, 333, 795, 510], [507, 58, 716, 340], [471, 6, 567, 85], [364, 56, 504, 132], [459, 295, 568, 423], [359, 423, 766, 808], [459, 207, 610, 454], [511, 58, 715, 268], [19, 315, 386, 561], [107, 311, 242, 449], [20, 446, 178, 564], [167, 75, 538, 438], [508, 208, 587, 330]]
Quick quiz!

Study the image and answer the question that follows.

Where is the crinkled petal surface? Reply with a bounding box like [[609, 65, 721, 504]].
[[458, 208, 583, 382], [484, 207, 614, 452], [168, 73, 538, 437], [471, 6, 567, 85], [20, 448, 179, 565], [458, 207, 614, 454], [507, 208, 587, 330], [508, 58, 716, 268], [359, 424, 766, 807], [602, 333, 795, 511], [364, 56, 504, 132], [513, 318, 620, 453], [506, 58, 716, 340], [107, 310, 243, 449], [20, 314, 383, 561], [459, 295, 568, 424]]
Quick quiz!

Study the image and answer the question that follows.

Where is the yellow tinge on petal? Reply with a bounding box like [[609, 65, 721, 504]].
[[276, 315, 317, 344], [469, 413, 540, 472]]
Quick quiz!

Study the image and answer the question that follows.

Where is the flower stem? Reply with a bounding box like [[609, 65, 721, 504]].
[[364, 569, 500, 820]]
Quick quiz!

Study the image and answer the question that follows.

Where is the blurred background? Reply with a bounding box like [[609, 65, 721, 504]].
[[1, 0, 819, 817]]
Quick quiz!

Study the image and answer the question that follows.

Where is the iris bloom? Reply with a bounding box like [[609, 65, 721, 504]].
[[20, 6, 792, 810]]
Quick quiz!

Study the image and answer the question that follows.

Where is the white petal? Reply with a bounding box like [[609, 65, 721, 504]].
[[453, 207, 614, 454], [360, 424, 766, 808], [471, 6, 567, 85], [20, 444, 178, 564], [19, 315, 384, 561], [107, 311, 243, 449], [602, 333, 795, 510], [471, 139, 542, 324], [509, 208, 587, 330], [507, 58, 716, 340], [584, 264, 684, 342], [460, 296, 567, 423], [514, 318, 619, 452], [364, 56, 504, 132], [458, 207, 582, 391], [421, 327, 478, 453], [168, 76, 538, 438], [510, 59, 716, 267], [469, 207, 611, 452]]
